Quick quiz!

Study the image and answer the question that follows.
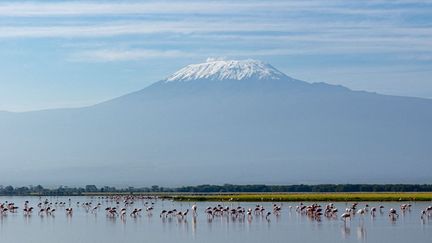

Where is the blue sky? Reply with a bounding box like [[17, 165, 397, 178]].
[[0, 0, 431, 111]]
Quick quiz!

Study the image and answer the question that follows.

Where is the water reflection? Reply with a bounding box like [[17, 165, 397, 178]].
[[0, 197, 430, 243], [341, 223, 351, 239], [356, 221, 366, 241]]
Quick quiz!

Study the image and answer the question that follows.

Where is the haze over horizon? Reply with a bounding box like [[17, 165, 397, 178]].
[[1, 0, 432, 111], [0, 58, 431, 186]]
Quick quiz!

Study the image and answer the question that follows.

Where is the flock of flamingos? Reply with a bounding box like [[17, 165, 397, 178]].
[[0, 195, 431, 225]]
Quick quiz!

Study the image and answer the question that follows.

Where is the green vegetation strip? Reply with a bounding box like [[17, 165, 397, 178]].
[[171, 193, 432, 202]]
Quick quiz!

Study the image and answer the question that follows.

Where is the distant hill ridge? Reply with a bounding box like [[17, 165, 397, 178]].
[[0, 58, 431, 185]]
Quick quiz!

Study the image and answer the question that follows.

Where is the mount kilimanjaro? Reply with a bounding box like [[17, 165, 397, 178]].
[[0, 59, 431, 186]]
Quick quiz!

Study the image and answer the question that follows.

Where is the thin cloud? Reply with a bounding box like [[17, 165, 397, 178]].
[[0, 21, 298, 38], [0, 20, 431, 38], [0, 1, 328, 16], [70, 49, 195, 62], [0, 1, 429, 64], [0, 1, 430, 17], [70, 45, 432, 63]]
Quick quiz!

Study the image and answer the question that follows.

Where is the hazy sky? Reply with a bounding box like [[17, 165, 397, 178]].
[[1, 0, 431, 111]]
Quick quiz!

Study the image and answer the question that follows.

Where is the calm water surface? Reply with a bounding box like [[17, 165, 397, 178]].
[[0, 196, 430, 243]]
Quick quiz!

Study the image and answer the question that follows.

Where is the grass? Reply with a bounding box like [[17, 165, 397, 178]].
[[170, 192, 432, 202]]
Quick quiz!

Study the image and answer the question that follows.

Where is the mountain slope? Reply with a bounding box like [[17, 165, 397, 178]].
[[0, 59, 431, 186]]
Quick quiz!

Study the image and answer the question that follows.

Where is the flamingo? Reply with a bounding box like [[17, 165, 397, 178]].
[[341, 213, 351, 222], [370, 207, 377, 217], [66, 208, 73, 216], [389, 208, 399, 220], [120, 209, 127, 218], [421, 210, 426, 220], [192, 205, 197, 216], [1, 206, 8, 215], [426, 206, 432, 216], [265, 211, 271, 220], [182, 209, 189, 218], [130, 208, 139, 217], [23, 207, 34, 215], [357, 208, 366, 216], [92, 206, 99, 213]]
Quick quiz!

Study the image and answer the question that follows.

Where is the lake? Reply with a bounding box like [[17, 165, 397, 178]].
[[0, 196, 430, 243]]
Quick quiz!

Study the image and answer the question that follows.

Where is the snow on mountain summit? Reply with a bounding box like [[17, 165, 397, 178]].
[[165, 58, 288, 82]]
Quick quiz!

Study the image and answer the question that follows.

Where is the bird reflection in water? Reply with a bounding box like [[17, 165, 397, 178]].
[[191, 215, 197, 239], [341, 224, 351, 239], [357, 221, 367, 241]]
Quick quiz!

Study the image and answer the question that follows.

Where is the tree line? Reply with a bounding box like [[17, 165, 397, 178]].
[[0, 184, 431, 196]]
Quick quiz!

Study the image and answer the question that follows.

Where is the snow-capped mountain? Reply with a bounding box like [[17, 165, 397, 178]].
[[0, 59, 431, 186], [165, 58, 288, 82]]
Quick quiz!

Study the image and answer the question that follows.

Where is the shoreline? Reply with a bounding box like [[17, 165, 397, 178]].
[[2, 192, 431, 202], [170, 192, 432, 202]]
